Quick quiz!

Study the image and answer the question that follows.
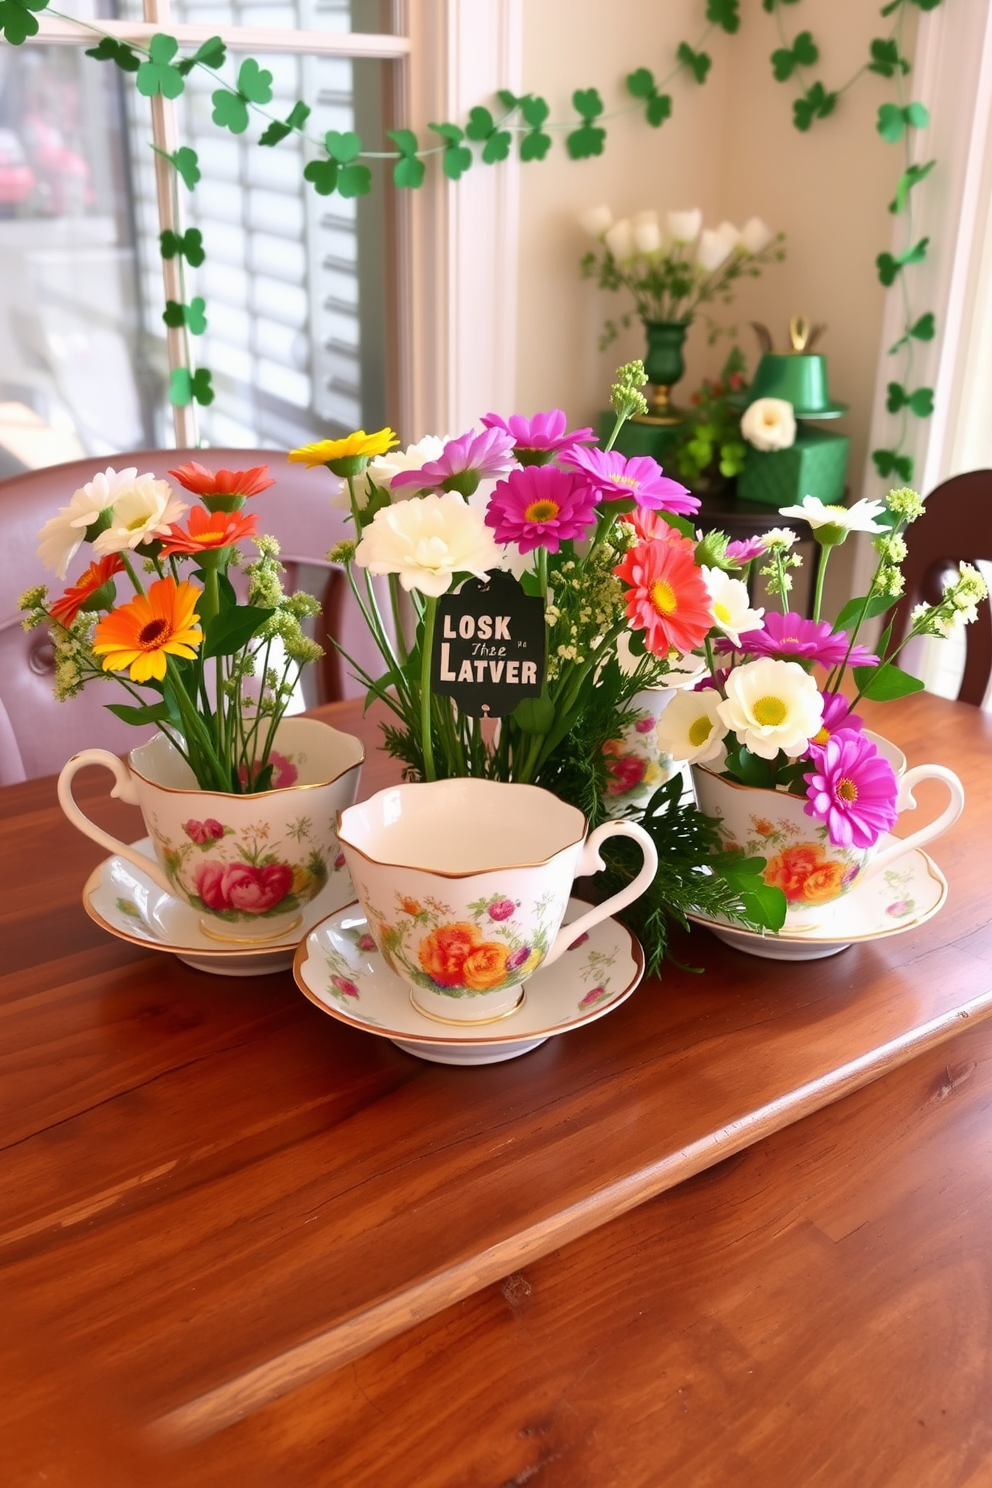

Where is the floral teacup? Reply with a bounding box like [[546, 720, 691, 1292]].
[[692, 732, 964, 932], [58, 716, 363, 943], [337, 778, 658, 1023]]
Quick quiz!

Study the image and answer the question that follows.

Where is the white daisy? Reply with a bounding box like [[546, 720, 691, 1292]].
[[703, 566, 764, 647], [717, 657, 823, 760], [779, 496, 886, 541], [91, 474, 188, 557], [656, 688, 726, 764]]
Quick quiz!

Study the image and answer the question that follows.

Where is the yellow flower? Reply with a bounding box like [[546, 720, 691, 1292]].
[[92, 576, 202, 683], [288, 429, 399, 473]]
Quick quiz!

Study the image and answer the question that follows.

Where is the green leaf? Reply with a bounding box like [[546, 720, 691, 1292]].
[[889, 158, 935, 213], [676, 42, 711, 84], [259, 102, 310, 146], [393, 153, 426, 188], [833, 593, 895, 631], [171, 145, 200, 189], [136, 32, 185, 99], [626, 67, 656, 99], [237, 57, 273, 104], [572, 86, 604, 120], [105, 700, 175, 726], [646, 93, 672, 127], [706, 0, 739, 33], [520, 94, 549, 128], [212, 87, 249, 133], [852, 661, 925, 701], [482, 130, 511, 164], [465, 105, 495, 141], [734, 747, 775, 788], [303, 157, 338, 195], [511, 695, 555, 734], [202, 604, 274, 659], [337, 163, 371, 197], [519, 129, 552, 162], [325, 129, 362, 163], [566, 123, 606, 160]]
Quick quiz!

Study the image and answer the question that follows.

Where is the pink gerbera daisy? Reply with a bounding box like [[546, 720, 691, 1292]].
[[725, 535, 768, 564], [481, 409, 595, 466], [614, 538, 712, 656], [562, 446, 699, 514], [803, 729, 899, 848], [808, 692, 864, 749], [485, 466, 599, 553], [732, 611, 879, 668], [390, 427, 516, 498]]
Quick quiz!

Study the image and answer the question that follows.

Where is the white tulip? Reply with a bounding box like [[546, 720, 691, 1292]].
[[741, 397, 797, 452], [741, 216, 773, 254], [604, 218, 637, 262], [578, 204, 613, 239], [666, 208, 703, 244], [353, 490, 503, 598], [703, 566, 765, 647], [696, 228, 733, 273], [631, 210, 662, 255], [656, 688, 727, 765], [716, 220, 742, 251], [90, 475, 188, 559], [717, 657, 824, 761]]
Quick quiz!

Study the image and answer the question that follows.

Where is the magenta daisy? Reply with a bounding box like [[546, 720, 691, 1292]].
[[731, 611, 879, 668], [803, 730, 899, 848], [808, 692, 864, 749], [485, 466, 599, 554], [481, 409, 595, 466], [390, 427, 516, 498], [725, 535, 767, 564], [562, 446, 699, 514]]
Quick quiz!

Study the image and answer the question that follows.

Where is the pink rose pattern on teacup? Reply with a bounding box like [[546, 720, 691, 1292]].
[[149, 809, 347, 923], [601, 696, 673, 802], [237, 751, 299, 790]]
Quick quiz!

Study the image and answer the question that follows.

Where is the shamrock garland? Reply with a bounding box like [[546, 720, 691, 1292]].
[[1, 0, 943, 474]]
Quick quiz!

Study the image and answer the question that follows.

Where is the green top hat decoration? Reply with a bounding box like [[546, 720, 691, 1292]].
[[734, 316, 848, 419]]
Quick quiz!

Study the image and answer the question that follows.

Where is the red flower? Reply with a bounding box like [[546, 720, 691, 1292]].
[[183, 817, 225, 845], [49, 555, 124, 628], [160, 505, 259, 558], [238, 751, 299, 790], [194, 860, 294, 913], [614, 538, 713, 657], [604, 753, 647, 796], [168, 462, 275, 498]]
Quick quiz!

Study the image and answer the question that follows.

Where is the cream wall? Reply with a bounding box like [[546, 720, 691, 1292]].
[[514, 0, 917, 512]]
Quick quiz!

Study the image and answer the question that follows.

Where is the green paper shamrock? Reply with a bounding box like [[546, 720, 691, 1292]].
[[889, 160, 935, 213], [873, 448, 915, 481], [171, 146, 200, 190], [520, 129, 551, 162], [464, 106, 511, 164], [771, 30, 818, 81], [169, 367, 214, 407], [212, 89, 249, 134], [868, 37, 910, 77], [0, 0, 49, 47], [793, 81, 837, 131], [162, 301, 185, 328], [303, 156, 371, 198], [85, 36, 140, 72], [428, 122, 473, 180], [516, 95, 551, 159], [625, 68, 672, 128], [176, 35, 225, 77], [762, 0, 800, 7], [259, 101, 310, 147], [888, 312, 937, 353], [386, 129, 425, 188], [325, 130, 362, 163], [136, 33, 185, 99], [566, 87, 606, 160], [160, 228, 205, 266], [676, 42, 711, 85], [164, 298, 208, 334], [876, 237, 929, 285], [238, 58, 273, 104], [303, 158, 338, 195], [876, 101, 929, 143], [886, 382, 934, 417], [706, 0, 740, 33]]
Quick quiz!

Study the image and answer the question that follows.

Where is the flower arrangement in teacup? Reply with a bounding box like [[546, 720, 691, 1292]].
[[577, 205, 785, 349], [289, 362, 795, 973], [651, 486, 982, 930], [19, 459, 331, 793]]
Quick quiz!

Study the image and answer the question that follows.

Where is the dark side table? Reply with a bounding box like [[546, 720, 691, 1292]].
[[691, 482, 821, 619]]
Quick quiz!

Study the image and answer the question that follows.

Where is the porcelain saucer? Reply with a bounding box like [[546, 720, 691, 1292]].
[[293, 897, 645, 1064], [83, 837, 357, 976], [687, 836, 947, 961]]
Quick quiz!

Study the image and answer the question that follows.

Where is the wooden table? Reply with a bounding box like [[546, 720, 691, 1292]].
[[2, 691, 990, 1485]]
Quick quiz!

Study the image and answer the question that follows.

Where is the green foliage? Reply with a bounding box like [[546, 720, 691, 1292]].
[[873, 448, 915, 482], [567, 87, 606, 158], [428, 122, 473, 180], [136, 33, 185, 99], [889, 159, 935, 213], [85, 36, 140, 72], [169, 366, 214, 407], [203, 605, 273, 659], [677, 41, 712, 84], [625, 68, 672, 128], [0, 0, 48, 45], [771, 30, 818, 81], [833, 593, 896, 632], [886, 381, 934, 417], [159, 227, 205, 266], [669, 348, 749, 486], [105, 699, 174, 726], [259, 101, 311, 147], [852, 661, 925, 701], [793, 80, 836, 130], [706, 0, 740, 33], [868, 37, 910, 77]]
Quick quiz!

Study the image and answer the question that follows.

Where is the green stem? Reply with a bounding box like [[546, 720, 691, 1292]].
[[812, 545, 831, 624], [420, 596, 438, 782]]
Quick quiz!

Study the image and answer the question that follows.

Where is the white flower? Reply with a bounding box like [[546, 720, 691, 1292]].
[[697, 228, 733, 273], [779, 496, 887, 539], [717, 657, 824, 761], [666, 208, 702, 244], [631, 210, 662, 255], [762, 526, 798, 550], [741, 216, 773, 254], [91, 475, 187, 557], [703, 567, 764, 646], [715, 220, 742, 251], [353, 490, 503, 598], [657, 649, 709, 690], [741, 397, 797, 452], [656, 688, 726, 764], [604, 218, 636, 261], [37, 466, 150, 578], [579, 204, 613, 238]]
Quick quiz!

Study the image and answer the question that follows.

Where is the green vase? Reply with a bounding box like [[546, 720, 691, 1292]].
[[642, 319, 691, 421]]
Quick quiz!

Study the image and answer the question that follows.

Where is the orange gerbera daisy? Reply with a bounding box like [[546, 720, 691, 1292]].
[[92, 577, 203, 683], [159, 504, 259, 558], [48, 554, 124, 628], [614, 538, 712, 657], [168, 462, 275, 498]]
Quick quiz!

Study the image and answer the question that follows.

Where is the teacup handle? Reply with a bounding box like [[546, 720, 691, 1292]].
[[860, 764, 965, 883], [57, 749, 174, 895], [542, 820, 659, 969]]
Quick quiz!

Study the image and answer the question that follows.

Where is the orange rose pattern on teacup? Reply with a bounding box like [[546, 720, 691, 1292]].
[[726, 812, 864, 909], [352, 885, 562, 999]]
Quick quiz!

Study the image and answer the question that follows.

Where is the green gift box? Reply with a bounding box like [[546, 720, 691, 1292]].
[[737, 423, 850, 508]]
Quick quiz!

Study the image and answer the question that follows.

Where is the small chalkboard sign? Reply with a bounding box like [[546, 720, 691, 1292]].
[[431, 570, 546, 718]]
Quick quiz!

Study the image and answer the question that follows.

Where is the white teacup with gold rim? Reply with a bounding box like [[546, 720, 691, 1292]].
[[337, 778, 658, 1023], [57, 716, 363, 944]]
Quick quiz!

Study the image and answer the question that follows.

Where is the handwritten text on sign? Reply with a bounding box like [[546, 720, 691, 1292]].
[[431, 572, 545, 717]]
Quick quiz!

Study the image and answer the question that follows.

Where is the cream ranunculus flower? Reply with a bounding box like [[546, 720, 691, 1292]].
[[353, 490, 503, 597], [656, 687, 726, 764], [604, 218, 636, 262], [631, 210, 662, 255], [717, 657, 824, 760], [696, 228, 733, 273], [778, 495, 887, 544], [741, 397, 797, 452], [37, 467, 150, 578], [91, 475, 188, 558], [578, 204, 613, 238], [666, 208, 702, 244], [741, 216, 773, 254], [702, 567, 764, 647]]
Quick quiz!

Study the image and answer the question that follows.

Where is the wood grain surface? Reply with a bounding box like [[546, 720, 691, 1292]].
[[1, 691, 989, 1475]]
